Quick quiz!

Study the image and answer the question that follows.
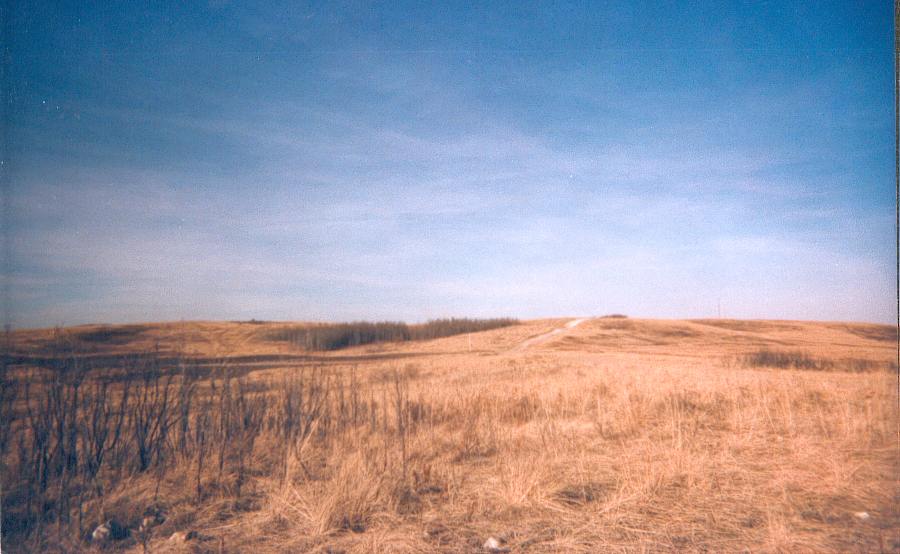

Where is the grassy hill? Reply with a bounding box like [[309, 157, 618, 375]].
[[1, 318, 896, 552]]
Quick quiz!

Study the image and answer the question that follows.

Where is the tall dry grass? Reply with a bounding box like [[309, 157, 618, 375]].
[[1, 329, 896, 552]]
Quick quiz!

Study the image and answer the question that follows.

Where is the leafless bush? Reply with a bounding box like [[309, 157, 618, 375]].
[[4, 336, 489, 550], [0, 354, 18, 468], [2, 354, 298, 548]]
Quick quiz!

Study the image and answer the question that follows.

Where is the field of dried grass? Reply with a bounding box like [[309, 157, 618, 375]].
[[2, 317, 897, 553]]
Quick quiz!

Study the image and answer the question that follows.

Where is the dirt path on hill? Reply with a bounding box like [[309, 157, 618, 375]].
[[511, 317, 590, 352]]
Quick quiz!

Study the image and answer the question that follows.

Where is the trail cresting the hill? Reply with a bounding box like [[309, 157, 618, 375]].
[[511, 317, 591, 352]]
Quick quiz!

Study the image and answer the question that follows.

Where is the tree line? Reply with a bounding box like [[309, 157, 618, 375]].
[[270, 318, 518, 351]]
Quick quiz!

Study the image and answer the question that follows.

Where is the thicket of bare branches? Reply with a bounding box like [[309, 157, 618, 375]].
[[0, 354, 420, 552], [271, 317, 518, 350]]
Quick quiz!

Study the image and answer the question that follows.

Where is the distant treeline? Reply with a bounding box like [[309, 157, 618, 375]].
[[270, 318, 518, 351]]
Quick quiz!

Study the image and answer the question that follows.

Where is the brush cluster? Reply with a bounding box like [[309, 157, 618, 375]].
[[1, 357, 430, 551], [270, 318, 518, 350]]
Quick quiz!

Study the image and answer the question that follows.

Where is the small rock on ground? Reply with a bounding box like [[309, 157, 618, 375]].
[[92, 520, 127, 543], [169, 530, 199, 543], [483, 536, 510, 552]]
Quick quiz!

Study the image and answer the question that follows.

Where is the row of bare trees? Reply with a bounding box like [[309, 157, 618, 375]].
[[272, 317, 518, 350]]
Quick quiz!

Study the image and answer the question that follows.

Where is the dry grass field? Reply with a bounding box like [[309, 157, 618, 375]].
[[2, 317, 897, 553]]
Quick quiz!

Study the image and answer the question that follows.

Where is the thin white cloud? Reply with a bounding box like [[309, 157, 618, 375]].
[[8, 47, 893, 327]]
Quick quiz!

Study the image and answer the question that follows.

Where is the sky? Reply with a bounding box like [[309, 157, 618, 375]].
[[3, 1, 895, 328]]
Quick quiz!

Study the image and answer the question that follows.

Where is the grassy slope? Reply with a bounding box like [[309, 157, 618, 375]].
[[5, 318, 898, 553]]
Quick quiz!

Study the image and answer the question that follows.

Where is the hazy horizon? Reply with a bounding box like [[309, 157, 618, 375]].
[[4, 1, 895, 328]]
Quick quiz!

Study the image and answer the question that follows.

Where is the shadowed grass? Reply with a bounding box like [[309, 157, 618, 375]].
[[740, 349, 890, 372]]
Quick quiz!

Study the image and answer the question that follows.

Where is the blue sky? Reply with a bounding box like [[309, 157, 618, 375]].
[[4, 1, 894, 328]]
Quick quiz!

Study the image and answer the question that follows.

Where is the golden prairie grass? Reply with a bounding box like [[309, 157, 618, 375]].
[[1, 318, 897, 553]]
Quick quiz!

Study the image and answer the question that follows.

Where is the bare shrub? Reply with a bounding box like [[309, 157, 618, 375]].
[[1, 352, 285, 549]]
